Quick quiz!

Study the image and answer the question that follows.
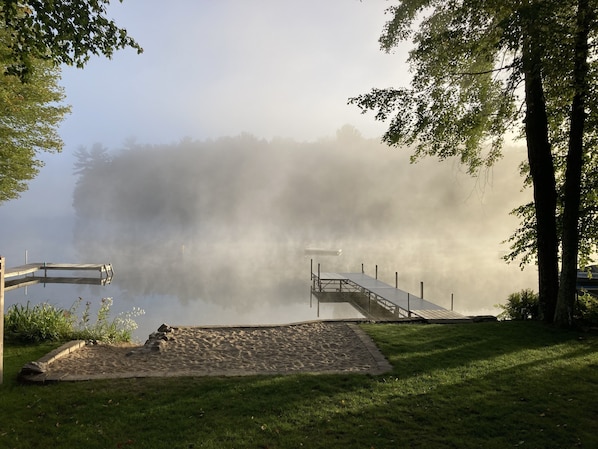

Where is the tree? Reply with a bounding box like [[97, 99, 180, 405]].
[[0, 27, 70, 202], [1, 0, 143, 80], [349, 0, 598, 325], [0, 0, 142, 202], [554, 0, 594, 325]]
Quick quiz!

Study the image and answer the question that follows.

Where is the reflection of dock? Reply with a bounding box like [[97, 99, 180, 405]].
[[4, 263, 114, 292], [311, 270, 471, 323]]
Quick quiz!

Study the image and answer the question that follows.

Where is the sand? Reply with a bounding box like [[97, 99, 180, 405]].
[[22, 321, 393, 382]]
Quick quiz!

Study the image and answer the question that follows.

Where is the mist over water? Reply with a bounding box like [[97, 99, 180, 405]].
[[3, 127, 537, 339]]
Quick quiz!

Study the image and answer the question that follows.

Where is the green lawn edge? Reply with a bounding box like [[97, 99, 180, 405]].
[[1, 321, 596, 449]]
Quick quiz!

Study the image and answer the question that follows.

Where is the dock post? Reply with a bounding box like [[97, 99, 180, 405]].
[[407, 293, 411, 318], [0, 256, 5, 385], [361, 263, 364, 274], [375, 265, 378, 280], [420, 281, 424, 299], [395, 272, 398, 289], [317, 263, 321, 292], [451, 293, 454, 311]]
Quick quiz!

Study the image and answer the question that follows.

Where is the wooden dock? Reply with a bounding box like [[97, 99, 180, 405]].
[[311, 270, 471, 323], [3, 262, 114, 291]]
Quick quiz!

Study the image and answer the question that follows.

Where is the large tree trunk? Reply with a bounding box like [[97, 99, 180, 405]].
[[522, 24, 559, 322], [555, 0, 592, 326]]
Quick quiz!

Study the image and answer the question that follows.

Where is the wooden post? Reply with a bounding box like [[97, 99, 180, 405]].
[[361, 263, 364, 274], [317, 263, 321, 292], [407, 293, 411, 318], [375, 265, 378, 279], [420, 281, 424, 299], [451, 293, 454, 311], [395, 272, 398, 289], [1, 256, 5, 385]]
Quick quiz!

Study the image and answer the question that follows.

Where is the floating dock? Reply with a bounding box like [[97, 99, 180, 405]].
[[311, 270, 471, 323], [3, 262, 114, 292]]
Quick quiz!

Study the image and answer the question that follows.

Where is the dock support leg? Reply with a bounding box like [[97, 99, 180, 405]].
[[317, 263, 321, 292]]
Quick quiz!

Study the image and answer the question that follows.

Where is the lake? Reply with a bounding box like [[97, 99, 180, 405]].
[[1, 133, 538, 341]]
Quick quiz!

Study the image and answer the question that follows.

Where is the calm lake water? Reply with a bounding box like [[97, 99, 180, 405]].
[[2, 135, 538, 341], [4, 246, 370, 341], [3, 238, 535, 342]]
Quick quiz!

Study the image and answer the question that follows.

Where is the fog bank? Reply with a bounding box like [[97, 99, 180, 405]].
[[71, 127, 536, 315]]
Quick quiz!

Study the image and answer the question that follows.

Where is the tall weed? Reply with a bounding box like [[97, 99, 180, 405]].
[[4, 302, 74, 342], [4, 298, 144, 344]]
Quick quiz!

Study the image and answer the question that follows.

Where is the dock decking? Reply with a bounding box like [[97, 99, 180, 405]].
[[312, 271, 470, 323], [3, 262, 114, 291]]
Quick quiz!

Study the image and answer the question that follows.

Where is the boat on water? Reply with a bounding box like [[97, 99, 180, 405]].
[[304, 248, 343, 256]]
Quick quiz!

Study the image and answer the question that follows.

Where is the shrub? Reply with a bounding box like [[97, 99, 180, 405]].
[[69, 297, 145, 343], [497, 289, 539, 321], [4, 298, 144, 344], [575, 293, 598, 326], [4, 302, 74, 343]]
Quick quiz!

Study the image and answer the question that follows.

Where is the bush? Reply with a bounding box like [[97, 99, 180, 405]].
[[4, 298, 144, 344], [497, 289, 539, 321], [575, 293, 598, 326], [4, 302, 74, 342]]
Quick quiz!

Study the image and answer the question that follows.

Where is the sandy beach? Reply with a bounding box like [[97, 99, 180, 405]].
[[22, 321, 393, 382]]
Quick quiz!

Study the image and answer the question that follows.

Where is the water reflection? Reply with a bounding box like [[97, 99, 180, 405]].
[[4, 128, 538, 340], [4, 251, 365, 341]]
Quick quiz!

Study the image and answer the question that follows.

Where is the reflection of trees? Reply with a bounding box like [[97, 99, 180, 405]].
[[72, 128, 529, 308]]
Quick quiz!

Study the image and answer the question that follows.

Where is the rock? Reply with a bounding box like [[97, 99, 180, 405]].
[[158, 323, 173, 333], [20, 361, 48, 375], [140, 325, 178, 353]]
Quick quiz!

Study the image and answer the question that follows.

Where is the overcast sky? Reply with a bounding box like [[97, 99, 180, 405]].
[[0, 1, 537, 319], [60, 0, 409, 147], [1, 0, 415, 222]]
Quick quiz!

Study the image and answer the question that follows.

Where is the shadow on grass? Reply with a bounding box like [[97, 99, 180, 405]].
[[1, 321, 596, 448]]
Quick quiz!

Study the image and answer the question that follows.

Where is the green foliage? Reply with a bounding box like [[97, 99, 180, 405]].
[[0, 0, 141, 201], [1, 322, 597, 448], [497, 289, 540, 321], [575, 293, 598, 326], [69, 297, 145, 343], [0, 26, 70, 202], [4, 302, 74, 342], [349, 1, 521, 174], [4, 298, 144, 344], [498, 289, 598, 325], [0, 0, 143, 79], [350, 0, 598, 309]]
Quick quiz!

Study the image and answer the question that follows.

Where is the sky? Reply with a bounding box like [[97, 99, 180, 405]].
[[0, 0, 537, 322], [1, 0, 412, 223], [60, 0, 409, 147]]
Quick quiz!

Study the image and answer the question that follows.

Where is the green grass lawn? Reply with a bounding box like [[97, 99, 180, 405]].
[[1, 321, 597, 448]]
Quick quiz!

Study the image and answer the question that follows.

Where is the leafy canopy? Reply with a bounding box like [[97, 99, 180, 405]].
[[0, 26, 70, 202], [350, 0, 598, 267], [1, 0, 143, 79], [0, 0, 142, 202]]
